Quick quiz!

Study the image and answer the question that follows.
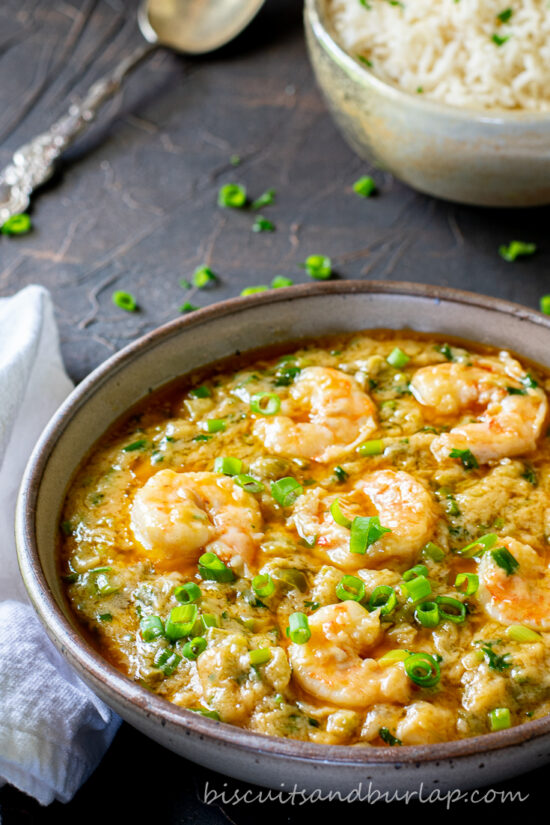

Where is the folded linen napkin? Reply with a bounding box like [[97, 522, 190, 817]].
[[0, 286, 120, 805]]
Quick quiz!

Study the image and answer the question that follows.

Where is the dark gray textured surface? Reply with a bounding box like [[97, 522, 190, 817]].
[[1, 0, 549, 820]]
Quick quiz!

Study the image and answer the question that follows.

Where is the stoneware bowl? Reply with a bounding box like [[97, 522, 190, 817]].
[[16, 282, 550, 794], [304, 0, 550, 207]]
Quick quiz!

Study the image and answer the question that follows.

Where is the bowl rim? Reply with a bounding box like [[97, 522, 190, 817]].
[[306, 0, 550, 125], [16, 280, 550, 768]]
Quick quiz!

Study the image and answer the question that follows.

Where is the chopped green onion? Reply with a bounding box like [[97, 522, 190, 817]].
[[405, 652, 441, 687], [198, 552, 235, 583], [93, 569, 119, 597], [234, 473, 264, 493], [112, 290, 138, 312], [333, 465, 348, 482], [449, 448, 479, 470], [287, 612, 311, 644], [250, 392, 281, 415], [251, 188, 276, 210], [491, 547, 519, 576], [301, 254, 332, 280], [402, 575, 432, 603], [368, 585, 397, 615], [350, 516, 391, 554], [422, 542, 445, 562], [455, 572, 479, 596], [98, 613, 113, 622], [436, 596, 467, 624], [480, 643, 511, 672], [206, 418, 226, 433], [154, 649, 182, 676], [218, 183, 247, 208], [193, 434, 211, 442], [499, 240, 536, 261], [271, 477, 303, 507], [459, 533, 498, 558], [378, 727, 401, 746], [252, 215, 275, 233], [414, 601, 439, 628], [165, 604, 199, 642], [201, 613, 219, 630], [214, 456, 243, 475], [182, 636, 207, 660], [540, 295, 550, 315], [174, 582, 202, 604], [402, 564, 429, 582], [497, 8, 512, 22], [491, 33, 510, 46], [180, 302, 198, 313], [353, 176, 376, 198], [378, 649, 409, 666], [1, 213, 31, 235], [336, 575, 365, 602], [505, 625, 542, 643], [330, 498, 352, 528], [140, 615, 165, 641], [271, 275, 293, 288], [189, 385, 211, 398], [241, 286, 269, 296], [252, 573, 275, 598], [191, 707, 220, 720], [123, 438, 147, 452], [358, 439, 383, 456], [387, 347, 410, 368], [522, 373, 538, 389], [230, 154, 241, 166], [488, 707, 511, 731], [249, 648, 272, 666], [274, 365, 301, 386], [192, 266, 217, 288]]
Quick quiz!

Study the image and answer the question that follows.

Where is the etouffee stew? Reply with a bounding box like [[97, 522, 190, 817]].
[[59, 331, 550, 747]]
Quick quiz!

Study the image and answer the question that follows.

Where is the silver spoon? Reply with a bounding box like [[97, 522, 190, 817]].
[[0, 0, 265, 224]]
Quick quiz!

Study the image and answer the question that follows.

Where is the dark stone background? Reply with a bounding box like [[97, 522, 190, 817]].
[[1, 0, 549, 821]]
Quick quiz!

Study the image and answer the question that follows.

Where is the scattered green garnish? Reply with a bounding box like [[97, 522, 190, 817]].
[[491, 33, 510, 46], [1, 213, 32, 235], [301, 255, 332, 280], [112, 291, 138, 312], [251, 188, 276, 210], [449, 448, 479, 470], [241, 286, 269, 296], [192, 266, 217, 288], [499, 240, 536, 261], [180, 302, 198, 313], [491, 547, 519, 576], [218, 183, 247, 208], [540, 295, 550, 315], [379, 727, 402, 746], [497, 8, 513, 22], [122, 439, 147, 452], [252, 215, 275, 233], [353, 176, 376, 198], [271, 275, 294, 288]]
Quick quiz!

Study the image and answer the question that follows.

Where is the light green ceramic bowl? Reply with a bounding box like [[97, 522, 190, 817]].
[[305, 0, 550, 207]]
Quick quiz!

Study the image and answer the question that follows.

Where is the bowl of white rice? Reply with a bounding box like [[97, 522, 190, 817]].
[[305, 0, 550, 206]]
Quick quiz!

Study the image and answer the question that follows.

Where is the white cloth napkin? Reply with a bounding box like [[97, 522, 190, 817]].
[[0, 285, 120, 805]]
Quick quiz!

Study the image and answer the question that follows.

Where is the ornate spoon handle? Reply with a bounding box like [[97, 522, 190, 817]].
[[0, 41, 158, 224]]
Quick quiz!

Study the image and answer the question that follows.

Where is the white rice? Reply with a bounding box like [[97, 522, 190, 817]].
[[328, 0, 550, 111]]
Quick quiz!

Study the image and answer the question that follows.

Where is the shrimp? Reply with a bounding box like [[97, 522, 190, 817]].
[[291, 469, 438, 570], [253, 366, 377, 463], [130, 469, 263, 573], [289, 601, 411, 708], [410, 355, 547, 464], [478, 537, 550, 631]]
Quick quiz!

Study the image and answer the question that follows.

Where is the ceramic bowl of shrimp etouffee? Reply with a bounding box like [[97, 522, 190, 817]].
[[16, 281, 550, 794]]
